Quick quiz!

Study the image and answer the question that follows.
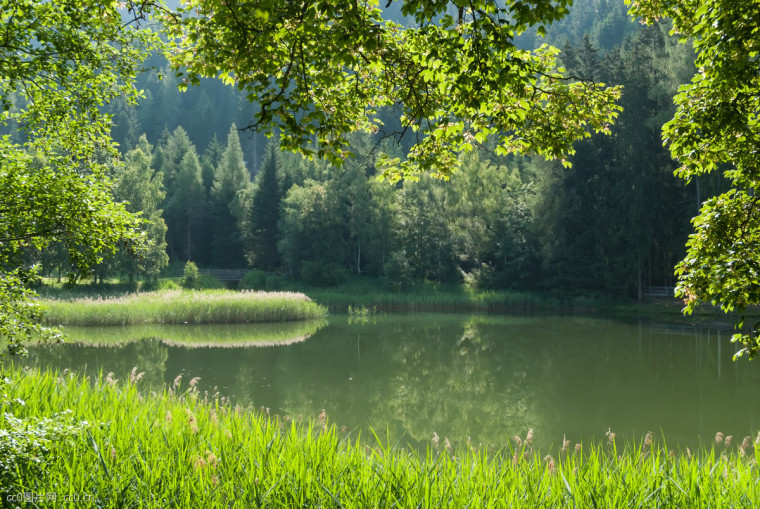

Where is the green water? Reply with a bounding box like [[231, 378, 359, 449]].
[[22, 313, 760, 451]]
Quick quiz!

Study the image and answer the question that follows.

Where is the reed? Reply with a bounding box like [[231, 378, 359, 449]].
[[39, 290, 328, 326], [3, 366, 759, 507], [303, 279, 612, 313]]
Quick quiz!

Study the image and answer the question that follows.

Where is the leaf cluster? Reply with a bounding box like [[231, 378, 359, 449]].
[[0, 0, 162, 360], [167, 0, 621, 179], [628, 0, 760, 357]]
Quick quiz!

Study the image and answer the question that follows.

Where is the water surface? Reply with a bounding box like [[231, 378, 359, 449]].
[[22, 313, 760, 451]]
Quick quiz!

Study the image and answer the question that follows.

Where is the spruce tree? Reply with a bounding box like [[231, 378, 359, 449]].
[[211, 124, 250, 268], [166, 150, 206, 262], [246, 142, 282, 270]]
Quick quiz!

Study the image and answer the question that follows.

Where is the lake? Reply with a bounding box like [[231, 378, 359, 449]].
[[21, 313, 760, 452]]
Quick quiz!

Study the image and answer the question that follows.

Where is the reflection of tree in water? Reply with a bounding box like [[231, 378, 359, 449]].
[[375, 317, 541, 448], [24, 315, 760, 451], [26, 339, 168, 390], [266, 315, 545, 449]]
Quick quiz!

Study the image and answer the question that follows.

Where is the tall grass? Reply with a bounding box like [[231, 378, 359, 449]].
[[3, 366, 759, 507], [40, 290, 327, 326], [309, 284, 606, 313]]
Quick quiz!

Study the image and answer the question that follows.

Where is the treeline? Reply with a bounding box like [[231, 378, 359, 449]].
[[32, 23, 727, 298]]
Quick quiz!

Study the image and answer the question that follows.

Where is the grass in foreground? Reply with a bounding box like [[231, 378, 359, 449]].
[[2, 366, 759, 507], [39, 290, 328, 326]]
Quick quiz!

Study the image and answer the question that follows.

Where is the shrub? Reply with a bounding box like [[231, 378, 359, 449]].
[[462, 263, 497, 289], [181, 261, 199, 289], [0, 409, 89, 498], [141, 278, 180, 292], [238, 270, 268, 290], [265, 274, 287, 290], [382, 251, 413, 290], [300, 261, 346, 286], [195, 273, 226, 290]]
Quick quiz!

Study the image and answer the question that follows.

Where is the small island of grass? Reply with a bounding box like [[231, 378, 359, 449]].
[[40, 290, 328, 326]]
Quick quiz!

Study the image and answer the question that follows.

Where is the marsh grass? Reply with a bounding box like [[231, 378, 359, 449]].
[[304, 279, 613, 313], [3, 366, 760, 507], [39, 290, 327, 326]]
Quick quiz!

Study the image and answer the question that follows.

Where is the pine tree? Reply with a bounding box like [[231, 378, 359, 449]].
[[166, 150, 206, 262], [246, 142, 282, 270], [211, 124, 250, 268]]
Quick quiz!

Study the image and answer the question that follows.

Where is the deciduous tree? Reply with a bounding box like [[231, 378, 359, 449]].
[[0, 0, 158, 358], [628, 0, 760, 357], [167, 0, 622, 179]]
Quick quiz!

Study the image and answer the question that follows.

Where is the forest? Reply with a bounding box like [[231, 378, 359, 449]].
[[2, 0, 724, 302], [4, 0, 760, 505]]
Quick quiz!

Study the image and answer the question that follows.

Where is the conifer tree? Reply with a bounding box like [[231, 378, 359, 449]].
[[166, 150, 206, 262], [211, 124, 250, 268], [201, 134, 225, 195], [246, 142, 282, 270]]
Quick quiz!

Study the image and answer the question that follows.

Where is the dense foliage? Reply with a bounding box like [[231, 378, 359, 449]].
[[0, 0, 160, 359], [30, 18, 701, 300], [165, 0, 622, 180], [625, 0, 760, 358]]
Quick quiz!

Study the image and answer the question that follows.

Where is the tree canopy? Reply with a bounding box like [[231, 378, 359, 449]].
[[628, 0, 760, 358], [166, 0, 622, 180], [0, 0, 159, 358]]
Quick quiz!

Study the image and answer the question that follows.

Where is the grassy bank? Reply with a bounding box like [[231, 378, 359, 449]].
[[36, 276, 742, 320], [40, 290, 327, 326], [2, 367, 759, 507], [298, 279, 616, 313], [305, 279, 747, 321]]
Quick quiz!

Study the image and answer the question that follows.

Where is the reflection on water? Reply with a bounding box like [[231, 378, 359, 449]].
[[21, 314, 760, 450]]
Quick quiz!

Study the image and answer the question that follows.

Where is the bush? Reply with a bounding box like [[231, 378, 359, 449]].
[[265, 274, 286, 290], [181, 261, 199, 289], [238, 270, 268, 290], [195, 273, 226, 290], [300, 261, 347, 286], [382, 251, 412, 290], [0, 409, 89, 498], [141, 278, 180, 292], [462, 263, 497, 289]]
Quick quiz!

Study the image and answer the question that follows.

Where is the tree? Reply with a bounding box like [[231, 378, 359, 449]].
[[201, 134, 225, 195], [392, 177, 456, 281], [166, 151, 207, 262], [245, 142, 283, 271], [158, 126, 213, 264], [167, 0, 622, 179], [211, 124, 250, 268], [278, 180, 345, 281], [627, 0, 760, 357], [446, 151, 536, 288], [0, 0, 159, 359], [112, 136, 170, 282]]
